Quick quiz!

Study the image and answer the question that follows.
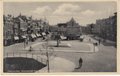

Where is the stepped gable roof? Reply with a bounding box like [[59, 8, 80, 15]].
[[68, 17, 76, 23]]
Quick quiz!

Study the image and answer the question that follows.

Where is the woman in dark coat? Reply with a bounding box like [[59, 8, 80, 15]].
[[79, 57, 83, 68], [75, 57, 83, 69]]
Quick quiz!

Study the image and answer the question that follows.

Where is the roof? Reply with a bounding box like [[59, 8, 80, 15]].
[[68, 17, 76, 23], [4, 15, 14, 22], [18, 15, 28, 21], [57, 23, 67, 27], [14, 14, 28, 22]]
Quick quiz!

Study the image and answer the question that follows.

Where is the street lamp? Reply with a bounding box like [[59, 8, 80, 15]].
[[45, 34, 50, 72], [46, 50, 50, 72]]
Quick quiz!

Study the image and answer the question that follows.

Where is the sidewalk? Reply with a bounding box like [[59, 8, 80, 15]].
[[4, 38, 43, 53], [90, 36, 116, 46], [36, 57, 76, 72], [24, 40, 99, 53]]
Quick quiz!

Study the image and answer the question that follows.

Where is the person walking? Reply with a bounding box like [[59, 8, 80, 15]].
[[29, 46, 33, 52], [75, 57, 83, 69], [79, 57, 83, 68]]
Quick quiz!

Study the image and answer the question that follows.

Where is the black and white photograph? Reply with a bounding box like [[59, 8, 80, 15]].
[[3, 1, 117, 73]]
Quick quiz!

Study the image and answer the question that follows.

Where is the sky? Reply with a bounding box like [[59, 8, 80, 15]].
[[4, 2, 117, 26]]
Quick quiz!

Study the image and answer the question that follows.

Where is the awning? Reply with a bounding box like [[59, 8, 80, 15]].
[[36, 34, 39, 37], [31, 34, 36, 38], [42, 32, 46, 36], [31, 34, 34, 38], [36, 33, 41, 37], [22, 35, 26, 39], [33, 34, 37, 38], [38, 34, 41, 37], [60, 36, 66, 40], [14, 36, 19, 40]]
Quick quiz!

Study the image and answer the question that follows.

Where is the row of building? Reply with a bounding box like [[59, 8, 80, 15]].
[[84, 12, 117, 42], [4, 14, 49, 46]]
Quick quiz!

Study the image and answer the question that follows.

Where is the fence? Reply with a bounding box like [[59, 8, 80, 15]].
[[4, 50, 55, 72]]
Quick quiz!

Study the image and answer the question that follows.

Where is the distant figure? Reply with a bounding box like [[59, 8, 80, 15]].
[[43, 36, 45, 40], [75, 57, 83, 69], [98, 39, 101, 45], [89, 38, 91, 42], [79, 57, 83, 68], [29, 46, 33, 52], [25, 38, 28, 45]]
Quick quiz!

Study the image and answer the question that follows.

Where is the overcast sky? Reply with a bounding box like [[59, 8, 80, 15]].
[[4, 2, 116, 26]]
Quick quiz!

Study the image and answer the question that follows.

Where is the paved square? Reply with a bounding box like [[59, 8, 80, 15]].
[[4, 36, 116, 72]]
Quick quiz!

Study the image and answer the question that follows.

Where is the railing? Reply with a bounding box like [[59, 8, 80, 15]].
[[4, 37, 55, 72], [4, 51, 55, 72], [4, 45, 55, 63]]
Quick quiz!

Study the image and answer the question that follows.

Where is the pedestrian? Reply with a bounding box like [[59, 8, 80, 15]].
[[29, 46, 33, 52], [79, 57, 83, 68], [89, 38, 91, 42], [98, 39, 101, 45], [43, 36, 45, 40], [75, 57, 83, 69], [25, 38, 28, 45]]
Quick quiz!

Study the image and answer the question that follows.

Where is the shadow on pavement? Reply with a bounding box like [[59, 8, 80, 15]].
[[4, 57, 46, 73]]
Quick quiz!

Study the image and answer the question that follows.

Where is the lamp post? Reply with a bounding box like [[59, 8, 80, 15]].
[[45, 34, 50, 72], [93, 43, 95, 52], [46, 50, 50, 72]]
